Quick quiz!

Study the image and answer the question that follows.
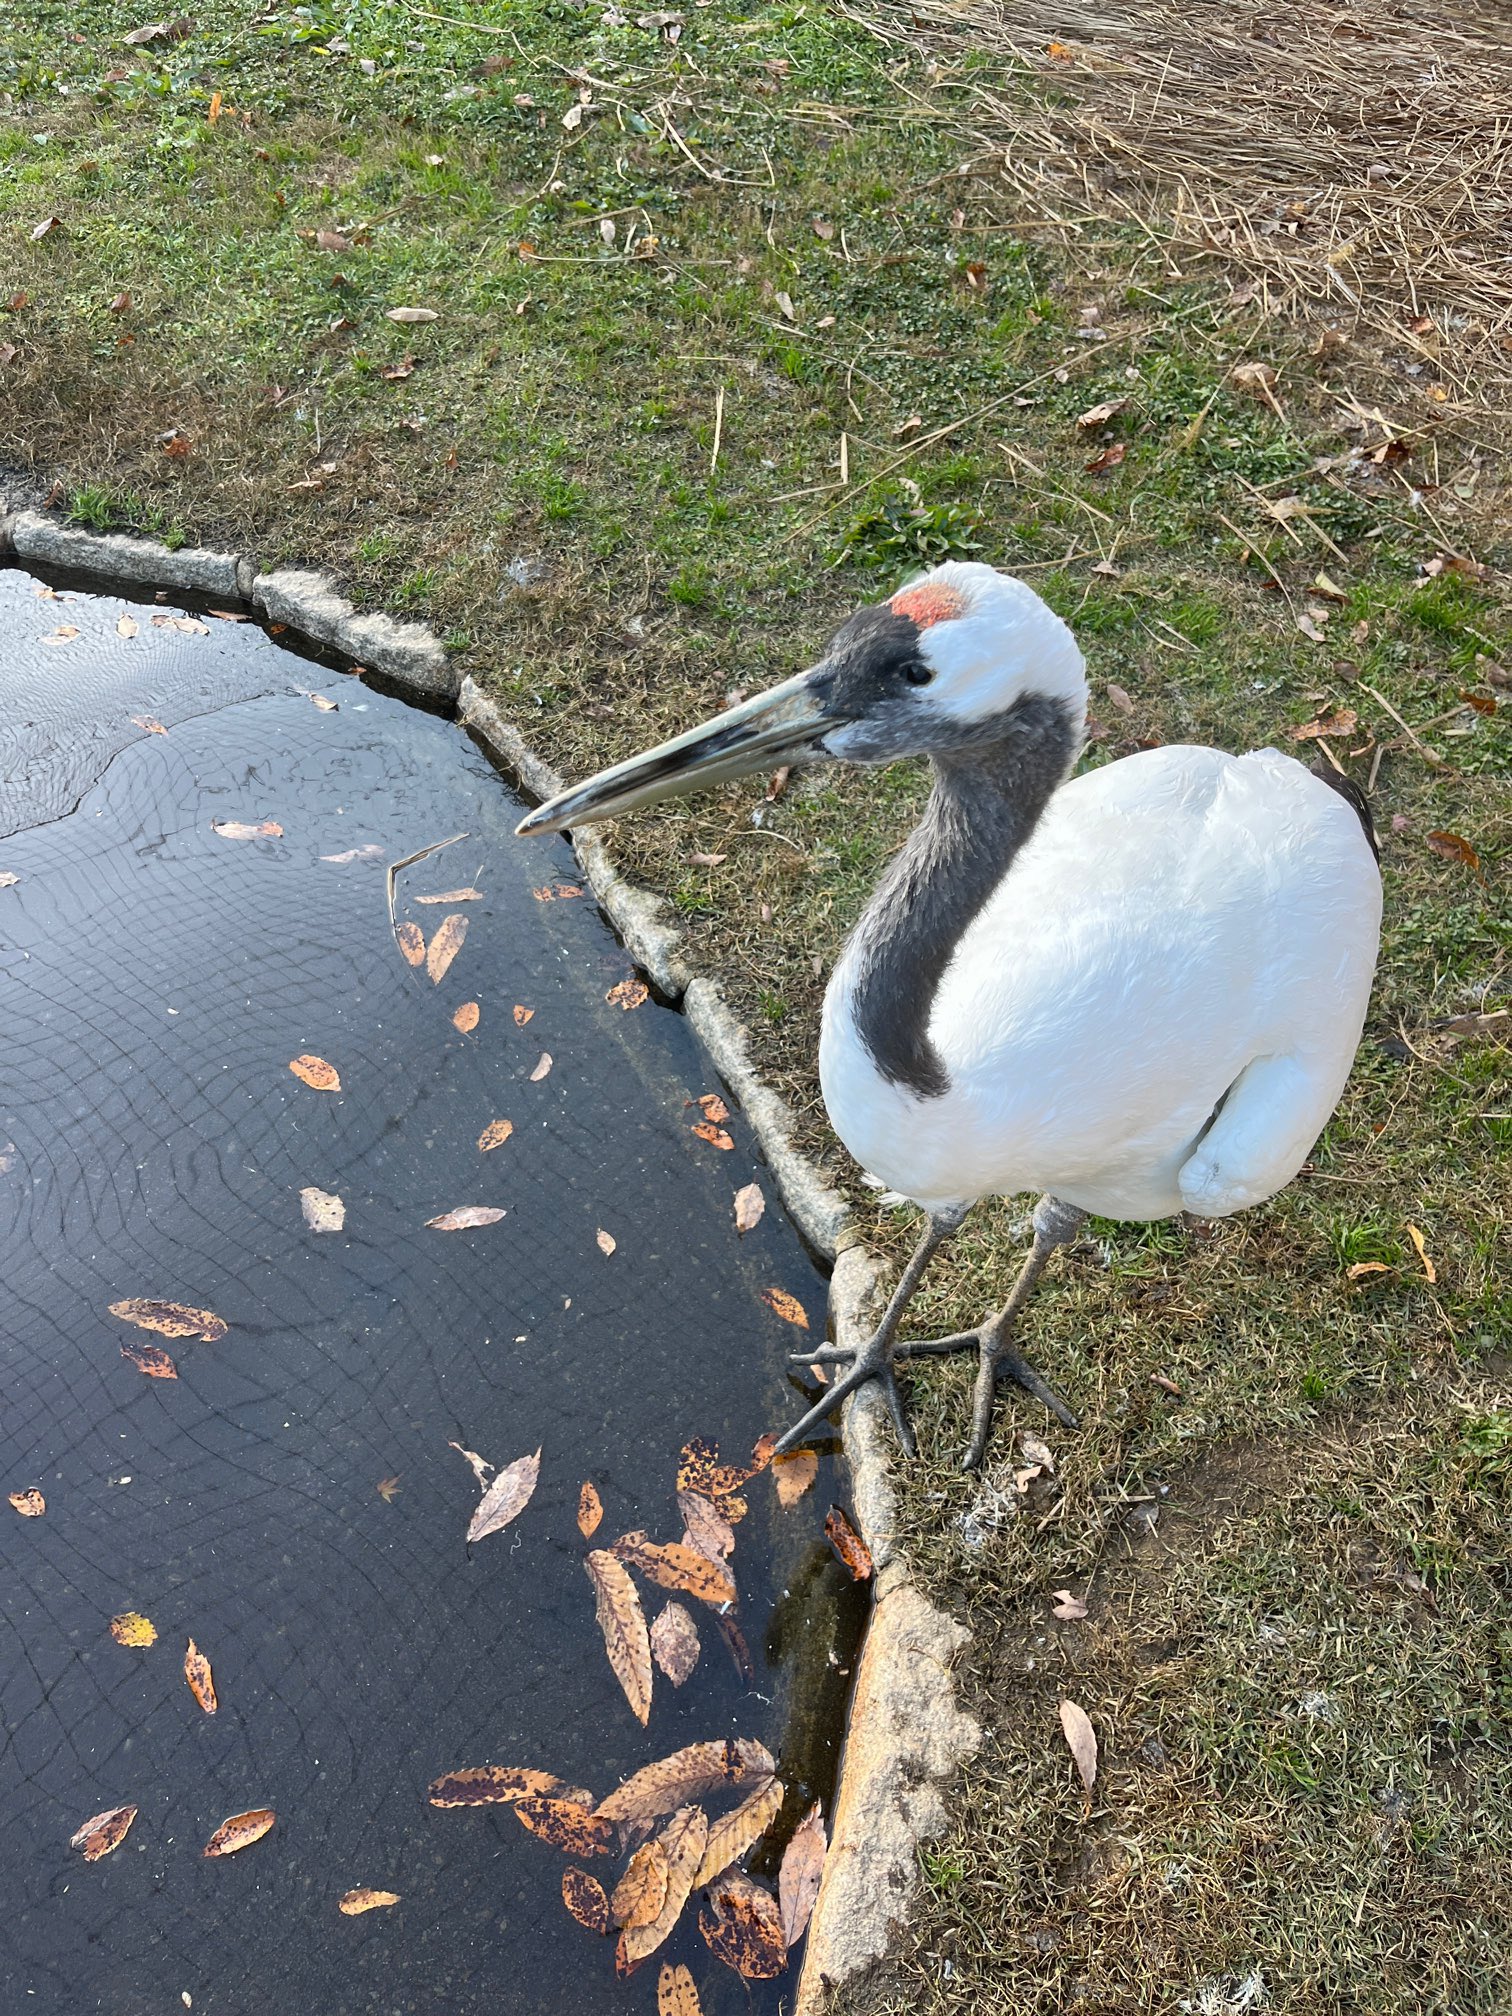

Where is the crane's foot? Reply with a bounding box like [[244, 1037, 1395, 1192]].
[[774, 1330, 916, 1459]]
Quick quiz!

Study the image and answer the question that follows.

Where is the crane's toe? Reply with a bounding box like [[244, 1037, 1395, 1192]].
[[774, 1330, 918, 1458]]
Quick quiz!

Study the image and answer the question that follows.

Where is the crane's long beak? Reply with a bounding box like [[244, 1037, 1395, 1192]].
[[515, 665, 837, 837]]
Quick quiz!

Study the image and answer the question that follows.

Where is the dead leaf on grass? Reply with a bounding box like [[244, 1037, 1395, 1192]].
[[649, 1601, 700, 1686], [204, 1808, 275, 1858], [110, 1297, 226, 1341], [395, 920, 426, 967], [466, 1448, 540, 1544], [1289, 705, 1357, 740], [1051, 1589, 1088, 1620], [772, 1449, 818, 1507], [585, 1549, 653, 1725], [339, 1888, 399, 1914], [1426, 831, 1486, 883], [618, 1806, 708, 1970], [596, 1739, 775, 1824], [121, 1341, 178, 1378], [1058, 1698, 1098, 1799], [427, 1205, 505, 1230], [71, 1804, 137, 1861], [289, 1054, 340, 1092], [300, 1186, 345, 1232], [1084, 441, 1126, 475], [824, 1505, 872, 1580], [453, 1001, 480, 1033], [9, 1488, 45, 1517], [477, 1118, 514, 1153], [562, 1865, 611, 1933], [778, 1800, 825, 1947], [184, 1639, 217, 1714], [694, 1775, 783, 1887], [428, 1764, 571, 1807], [386, 306, 439, 323], [733, 1183, 765, 1235], [426, 913, 468, 985], [1230, 359, 1279, 401], [213, 818, 282, 839], [699, 1869, 788, 1978], [1076, 397, 1127, 428], [613, 1532, 736, 1609], [1405, 1222, 1437, 1283], [110, 1611, 157, 1647], [516, 1797, 616, 1856], [759, 1287, 809, 1330]]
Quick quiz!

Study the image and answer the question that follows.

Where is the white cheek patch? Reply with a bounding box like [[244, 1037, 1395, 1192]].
[[920, 593, 1087, 724]]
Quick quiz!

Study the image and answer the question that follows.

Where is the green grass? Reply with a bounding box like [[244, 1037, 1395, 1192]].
[[2, 5, 1509, 2011]]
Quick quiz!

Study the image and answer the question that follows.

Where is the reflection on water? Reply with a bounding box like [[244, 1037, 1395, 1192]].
[[0, 564, 864, 2016]]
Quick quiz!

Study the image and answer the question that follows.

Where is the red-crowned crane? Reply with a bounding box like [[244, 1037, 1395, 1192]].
[[518, 562, 1381, 1469]]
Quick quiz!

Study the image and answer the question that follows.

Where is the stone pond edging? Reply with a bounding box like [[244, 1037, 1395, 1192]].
[[0, 497, 981, 2008]]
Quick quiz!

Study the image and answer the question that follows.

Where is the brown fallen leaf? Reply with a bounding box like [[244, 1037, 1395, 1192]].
[[1289, 705, 1357, 741], [71, 1804, 137, 1862], [759, 1287, 809, 1330], [204, 1808, 276, 1858], [466, 1448, 541, 1544], [477, 1118, 514, 1153], [1347, 1259, 1393, 1281], [562, 1865, 611, 1934], [697, 1094, 730, 1124], [1059, 1698, 1098, 1800], [658, 1962, 703, 2016], [9, 1488, 45, 1517], [414, 886, 483, 904], [339, 1888, 400, 1915], [1076, 396, 1128, 429], [677, 1490, 735, 1562], [110, 1610, 157, 1648], [1426, 830, 1486, 883], [427, 1765, 573, 1808], [516, 1796, 616, 1856], [1084, 441, 1126, 476], [619, 1806, 708, 1970], [824, 1505, 873, 1581], [613, 1532, 736, 1609], [377, 1476, 401, 1503], [585, 1549, 653, 1725], [577, 1479, 603, 1539], [699, 1869, 788, 1978], [613, 1839, 670, 1929], [532, 882, 584, 902], [30, 215, 63, 240], [109, 1297, 227, 1341], [1051, 1589, 1088, 1621], [449, 1441, 492, 1485], [607, 978, 649, 1010], [676, 1437, 758, 1499], [453, 1001, 481, 1033], [1106, 682, 1135, 716], [426, 913, 468, 985], [597, 1227, 617, 1257], [395, 920, 427, 968], [772, 1449, 818, 1508], [649, 1601, 701, 1686], [212, 818, 283, 839], [512, 1004, 534, 1025], [1230, 359, 1279, 401], [596, 1740, 776, 1824], [778, 1799, 826, 1947], [691, 1121, 734, 1150], [184, 1639, 217, 1714], [289, 1054, 341, 1092], [694, 1775, 783, 1887], [427, 1205, 506, 1230], [529, 1052, 553, 1081], [733, 1183, 765, 1235], [300, 1186, 345, 1233], [386, 306, 439, 323], [121, 1341, 178, 1378], [1405, 1221, 1437, 1283]]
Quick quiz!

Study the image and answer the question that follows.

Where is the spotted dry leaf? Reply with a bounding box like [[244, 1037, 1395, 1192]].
[[697, 1094, 730, 1124], [289, 1054, 341, 1092], [611, 1839, 669, 1929], [414, 887, 483, 904], [649, 1601, 700, 1687], [212, 818, 283, 839], [595, 1739, 776, 1825], [395, 920, 427, 968], [339, 1888, 399, 1914], [606, 978, 649, 1011], [427, 1205, 505, 1231], [694, 1775, 783, 1888], [9, 1488, 45, 1517], [759, 1287, 809, 1330], [453, 1001, 480, 1033], [562, 1865, 610, 1934], [585, 1549, 653, 1726], [426, 912, 468, 985], [772, 1449, 818, 1508], [657, 1962, 703, 2016], [612, 1531, 736, 1610], [515, 1797, 616, 1857], [699, 1869, 788, 1978], [300, 1186, 345, 1233], [691, 1121, 734, 1150], [677, 1489, 736, 1564], [778, 1799, 826, 1947], [578, 1480, 603, 1539], [109, 1611, 157, 1648], [675, 1437, 768, 1500], [733, 1183, 765, 1235], [513, 1004, 534, 1025], [121, 1341, 178, 1378], [466, 1447, 541, 1545], [71, 1804, 137, 1862], [529, 1051, 553, 1082], [109, 1297, 227, 1342], [1058, 1698, 1098, 1798], [824, 1504, 873, 1580], [184, 1639, 217, 1714], [477, 1118, 514, 1153], [1426, 830, 1485, 882], [204, 1808, 276, 1858], [618, 1806, 708, 1971], [427, 1765, 571, 1808]]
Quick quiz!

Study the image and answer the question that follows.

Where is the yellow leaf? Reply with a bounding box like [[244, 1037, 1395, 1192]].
[[339, 1888, 400, 1915], [109, 1611, 157, 1648]]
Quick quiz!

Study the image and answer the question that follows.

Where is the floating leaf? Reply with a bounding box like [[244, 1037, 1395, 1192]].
[[71, 1804, 137, 1862], [477, 1118, 514, 1153], [585, 1549, 653, 1725], [613, 1532, 736, 1609], [596, 1227, 617, 1257], [650, 1601, 701, 1686], [212, 818, 283, 839], [677, 1490, 735, 1562], [184, 1639, 217, 1714], [676, 1436, 770, 1499], [562, 1866, 611, 1934], [578, 1480, 603, 1538], [466, 1448, 541, 1544], [733, 1183, 765, 1235], [699, 1870, 788, 1978], [110, 1610, 157, 1648], [131, 714, 167, 734], [426, 912, 468, 985], [759, 1288, 809, 1330], [121, 1341, 178, 1378], [204, 1808, 276, 1858], [772, 1449, 818, 1507], [395, 920, 427, 967], [697, 1094, 730, 1124], [607, 978, 649, 1010], [110, 1297, 226, 1341], [612, 1841, 669, 1929], [1426, 830, 1485, 882], [824, 1505, 872, 1580], [596, 1740, 776, 1824], [694, 1775, 783, 1887], [300, 1186, 345, 1232], [9, 1488, 45, 1517], [453, 1001, 480, 1033], [414, 886, 483, 904], [516, 1797, 616, 1856], [289, 1054, 340, 1092], [658, 1962, 703, 2016], [427, 1205, 505, 1230], [427, 1765, 571, 1808], [339, 1888, 399, 1914], [778, 1800, 826, 1947], [619, 1807, 708, 1971], [1406, 1221, 1437, 1283], [512, 1005, 534, 1025], [1058, 1698, 1098, 1798], [529, 1051, 553, 1081], [320, 844, 385, 864], [691, 1121, 734, 1150]]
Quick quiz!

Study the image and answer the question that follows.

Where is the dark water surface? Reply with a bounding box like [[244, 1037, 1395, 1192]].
[[0, 564, 859, 2016]]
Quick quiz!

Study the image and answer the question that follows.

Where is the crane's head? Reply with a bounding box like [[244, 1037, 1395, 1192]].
[[515, 561, 1086, 837]]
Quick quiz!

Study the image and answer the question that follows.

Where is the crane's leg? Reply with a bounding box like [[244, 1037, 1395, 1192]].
[[771, 1204, 970, 1459]]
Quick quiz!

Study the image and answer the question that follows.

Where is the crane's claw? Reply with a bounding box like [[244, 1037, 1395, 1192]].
[[775, 1335, 917, 1458]]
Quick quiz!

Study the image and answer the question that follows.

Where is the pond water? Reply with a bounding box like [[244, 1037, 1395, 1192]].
[[0, 562, 861, 2016]]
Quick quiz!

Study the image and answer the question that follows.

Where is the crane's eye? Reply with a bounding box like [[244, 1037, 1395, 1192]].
[[904, 662, 933, 685]]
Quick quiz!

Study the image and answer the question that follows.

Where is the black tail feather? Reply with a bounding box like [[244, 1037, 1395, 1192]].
[[1311, 760, 1379, 861]]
